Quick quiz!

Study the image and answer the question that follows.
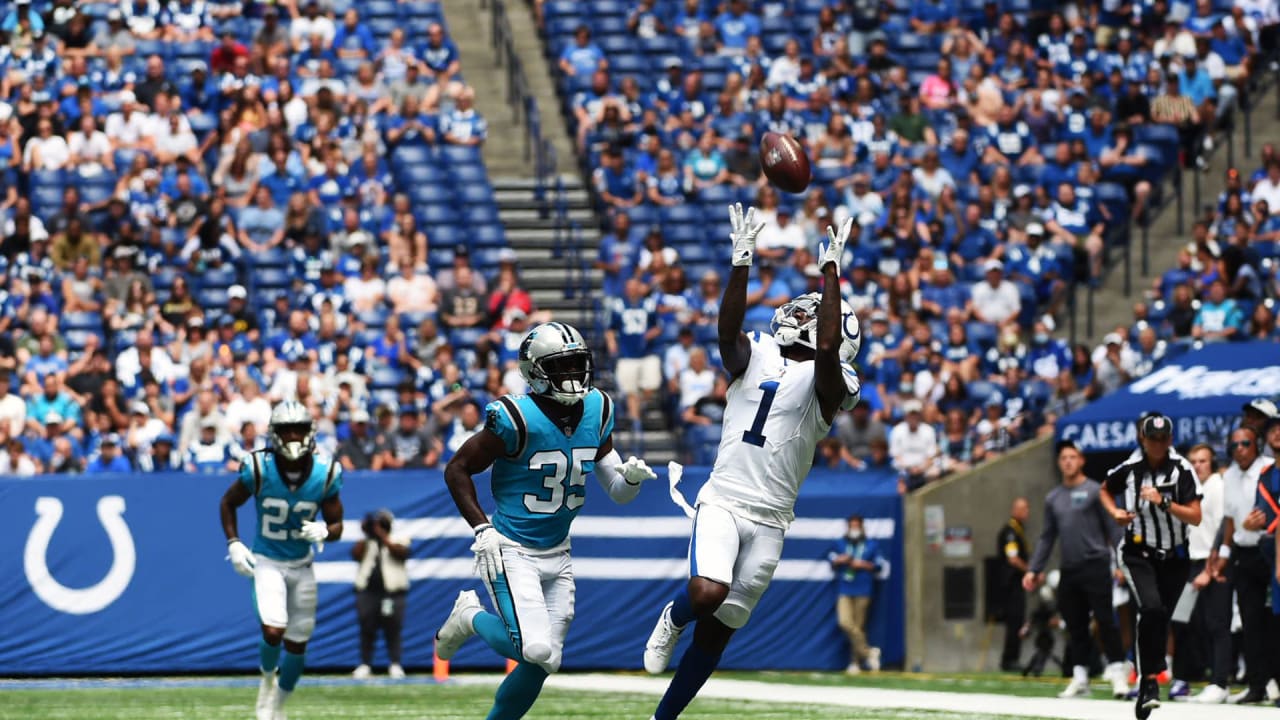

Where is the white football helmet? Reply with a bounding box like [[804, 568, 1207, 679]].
[[519, 322, 593, 405], [269, 399, 316, 462], [771, 292, 861, 362]]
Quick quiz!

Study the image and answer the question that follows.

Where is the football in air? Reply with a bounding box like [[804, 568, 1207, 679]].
[[759, 132, 811, 194]]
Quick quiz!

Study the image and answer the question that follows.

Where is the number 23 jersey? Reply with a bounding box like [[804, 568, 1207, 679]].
[[239, 450, 343, 562], [697, 332, 847, 530]]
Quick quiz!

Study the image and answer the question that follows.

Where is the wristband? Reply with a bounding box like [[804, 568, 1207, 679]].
[[227, 537, 241, 546], [1159, 495, 1171, 511], [1217, 544, 1232, 560], [474, 522, 493, 536]]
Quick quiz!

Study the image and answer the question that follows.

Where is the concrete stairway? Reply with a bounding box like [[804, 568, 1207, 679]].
[[1067, 93, 1279, 344]]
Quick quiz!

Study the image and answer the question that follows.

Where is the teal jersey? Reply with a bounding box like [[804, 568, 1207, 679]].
[[484, 389, 614, 549], [238, 450, 343, 561]]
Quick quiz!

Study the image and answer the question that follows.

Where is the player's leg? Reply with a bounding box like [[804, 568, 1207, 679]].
[[253, 558, 289, 720], [273, 564, 318, 719], [481, 550, 563, 712], [652, 520, 783, 720], [644, 505, 739, 673]]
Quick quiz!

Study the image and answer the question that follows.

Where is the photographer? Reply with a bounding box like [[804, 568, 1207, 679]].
[[351, 510, 411, 680]]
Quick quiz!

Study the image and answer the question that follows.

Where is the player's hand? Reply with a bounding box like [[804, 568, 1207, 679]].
[[618, 456, 657, 485], [471, 522, 506, 583], [1110, 507, 1135, 526], [728, 202, 764, 267], [298, 520, 328, 543], [821, 217, 852, 271], [226, 540, 256, 578]]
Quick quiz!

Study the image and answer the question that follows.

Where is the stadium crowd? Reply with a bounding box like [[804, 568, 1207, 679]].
[[545, 0, 1279, 489], [0, 0, 538, 477]]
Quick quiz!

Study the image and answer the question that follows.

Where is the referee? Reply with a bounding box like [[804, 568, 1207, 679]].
[[1101, 413, 1201, 719]]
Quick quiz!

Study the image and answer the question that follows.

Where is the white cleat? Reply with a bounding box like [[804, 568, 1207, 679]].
[[643, 602, 685, 675], [388, 663, 406, 680], [844, 662, 861, 676], [1190, 684, 1228, 703], [255, 672, 276, 720], [351, 663, 371, 680], [1105, 662, 1130, 698], [1058, 677, 1090, 698], [866, 647, 882, 673], [272, 687, 292, 720], [435, 590, 482, 660]]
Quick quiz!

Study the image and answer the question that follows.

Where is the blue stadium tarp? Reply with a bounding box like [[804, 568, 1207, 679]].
[[1056, 342, 1280, 453], [0, 466, 902, 674]]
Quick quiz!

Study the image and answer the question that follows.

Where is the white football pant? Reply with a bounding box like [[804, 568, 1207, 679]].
[[689, 503, 785, 629], [483, 541, 575, 673], [254, 554, 317, 643]]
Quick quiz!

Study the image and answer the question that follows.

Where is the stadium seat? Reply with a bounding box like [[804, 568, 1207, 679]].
[[198, 288, 230, 311], [462, 205, 500, 225], [541, 0, 581, 20], [356, 308, 390, 330], [392, 145, 435, 168], [251, 268, 291, 291], [247, 247, 290, 269], [61, 311, 104, 332], [369, 367, 405, 391], [440, 144, 482, 166], [363, 0, 398, 18]]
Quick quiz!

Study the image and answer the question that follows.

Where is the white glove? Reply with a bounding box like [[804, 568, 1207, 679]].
[[618, 456, 657, 485], [471, 522, 506, 583], [226, 540, 256, 578], [298, 520, 328, 543], [821, 217, 852, 271], [728, 202, 765, 267]]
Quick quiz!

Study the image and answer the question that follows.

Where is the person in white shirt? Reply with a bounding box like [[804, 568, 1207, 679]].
[[0, 372, 26, 437], [223, 379, 272, 438], [0, 438, 37, 476], [756, 206, 807, 261], [23, 118, 70, 171], [290, 2, 336, 51], [104, 91, 150, 149], [676, 347, 716, 413], [1252, 160, 1280, 214], [343, 256, 388, 312], [1209, 427, 1279, 704], [114, 330, 175, 387], [386, 261, 438, 315], [1176, 444, 1232, 703], [970, 259, 1021, 327], [889, 400, 939, 491], [66, 114, 115, 178]]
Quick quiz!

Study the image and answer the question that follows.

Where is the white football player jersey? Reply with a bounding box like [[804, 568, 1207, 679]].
[[696, 332, 858, 530]]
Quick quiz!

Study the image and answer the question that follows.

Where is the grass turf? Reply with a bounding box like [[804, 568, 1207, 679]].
[[718, 669, 1078, 698], [0, 676, 1030, 720]]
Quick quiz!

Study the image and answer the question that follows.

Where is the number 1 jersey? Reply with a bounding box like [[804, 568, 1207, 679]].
[[696, 332, 833, 530], [484, 389, 614, 550], [238, 450, 343, 562]]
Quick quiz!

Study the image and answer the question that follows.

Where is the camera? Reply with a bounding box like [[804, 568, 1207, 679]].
[[362, 510, 392, 538]]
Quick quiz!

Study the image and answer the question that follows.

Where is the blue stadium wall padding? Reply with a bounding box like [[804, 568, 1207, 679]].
[[0, 466, 902, 674]]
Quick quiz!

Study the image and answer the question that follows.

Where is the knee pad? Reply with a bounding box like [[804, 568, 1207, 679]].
[[522, 642, 553, 668], [538, 649, 562, 674], [712, 602, 751, 629]]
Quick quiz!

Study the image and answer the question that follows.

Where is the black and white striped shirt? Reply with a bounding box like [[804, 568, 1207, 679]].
[[1104, 452, 1200, 552]]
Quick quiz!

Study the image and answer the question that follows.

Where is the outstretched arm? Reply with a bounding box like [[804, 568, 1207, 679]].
[[815, 219, 851, 424], [720, 203, 765, 379], [594, 435, 656, 504]]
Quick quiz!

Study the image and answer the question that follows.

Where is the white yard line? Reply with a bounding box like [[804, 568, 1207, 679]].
[[519, 674, 1259, 720]]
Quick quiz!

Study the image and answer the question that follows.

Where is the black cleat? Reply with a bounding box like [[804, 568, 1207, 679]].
[[1135, 678, 1160, 719]]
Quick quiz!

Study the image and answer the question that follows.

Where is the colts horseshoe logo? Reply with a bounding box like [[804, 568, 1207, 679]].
[[24, 496, 136, 614]]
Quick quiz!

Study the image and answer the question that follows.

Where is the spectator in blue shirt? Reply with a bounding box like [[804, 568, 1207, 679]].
[[910, 0, 959, 34], [559, 25, 607, 81], [1177, 53, 1217, 107], [595, 212, 640, 297], [828, 514, 889, 675], [238, 186, 286, 252], [606, 278, 662, 423], [84, 433, 132, 473], [384, 95, 438, 147], [1192, 278, 1243, 342], [26, 374, 82, 438], [1046, 182, 1105, 278], [983, 105, 1043, 166], [1024, 316, 1072, 381], [333, 8, 377, 61], [421, 22, 463, 103], [592, 146, 642, 209], [441, 88, 488, 146], [162, 0, 212, 41], [714, 0, 761, 52], [744, 260, 792, 331]]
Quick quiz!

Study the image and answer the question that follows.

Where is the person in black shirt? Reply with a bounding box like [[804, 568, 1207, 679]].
[[1101, 413, 1201, 718], [996, 497, 1030, 672]]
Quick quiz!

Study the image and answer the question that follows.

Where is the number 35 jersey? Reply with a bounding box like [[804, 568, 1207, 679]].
[[485, 389, 614, 550], [238, 450, 343, 562], [697, 332, 841, 531]]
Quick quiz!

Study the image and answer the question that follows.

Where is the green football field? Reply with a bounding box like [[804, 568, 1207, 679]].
[[0, 671, 1147, 720]]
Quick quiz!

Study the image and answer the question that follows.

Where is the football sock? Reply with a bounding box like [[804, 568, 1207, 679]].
[[259, 638, 282, 674], [486, 662, 549, 720], [473, 611, 521, 662], [670, 588, 694, 628], [654, 641, 723, 720], [277, 650, 305, 692]]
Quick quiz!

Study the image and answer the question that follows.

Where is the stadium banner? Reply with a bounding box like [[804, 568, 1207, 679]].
[[1055, 342, 1280, 453], [0, 466, 903, 675]]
